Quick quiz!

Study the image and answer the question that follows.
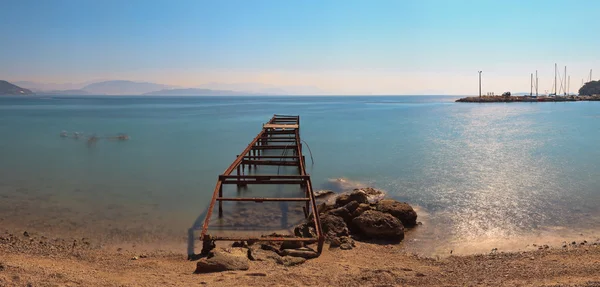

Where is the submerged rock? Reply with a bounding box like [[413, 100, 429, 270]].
[[357, 187, 386, 203], [352, 210, 404, 241], [314, 190, 335, 198], [375, 199, 418, 227]]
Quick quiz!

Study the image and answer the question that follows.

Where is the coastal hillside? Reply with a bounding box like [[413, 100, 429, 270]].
[[579, 80, 600, 96], [0, 80, 34, 95]]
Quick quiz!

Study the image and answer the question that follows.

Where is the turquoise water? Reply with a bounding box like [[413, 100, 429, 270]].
[[1, 96, 600, 253]]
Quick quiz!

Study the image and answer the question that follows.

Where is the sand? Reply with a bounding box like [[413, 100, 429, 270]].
[[2, 228, 600, 287]]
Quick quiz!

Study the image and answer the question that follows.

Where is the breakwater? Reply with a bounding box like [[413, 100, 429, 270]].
[[456, 95, 600, 103]]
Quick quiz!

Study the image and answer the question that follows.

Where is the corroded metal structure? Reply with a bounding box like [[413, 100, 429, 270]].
[[200, 115, 324, 254]]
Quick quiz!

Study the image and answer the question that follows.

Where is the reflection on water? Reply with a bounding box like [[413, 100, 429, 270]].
[[1, 96, 600, 256]]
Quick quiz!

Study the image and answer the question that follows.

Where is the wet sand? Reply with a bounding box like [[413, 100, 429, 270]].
[[2, 226, 600, 287]]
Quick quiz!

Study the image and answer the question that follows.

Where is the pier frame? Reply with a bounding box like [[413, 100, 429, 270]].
[[199, 115, 324, 255]]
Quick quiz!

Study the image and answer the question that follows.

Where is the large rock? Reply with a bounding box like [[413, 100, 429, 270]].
[[320, 214, 349, 239], [195, 249, 250, 273], [352, 210, 404, 241], [375, 199, 417, 227], [335, 190, 369, 206]]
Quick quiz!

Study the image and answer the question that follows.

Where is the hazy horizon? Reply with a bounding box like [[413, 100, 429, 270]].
[[2, 0, 599, 95]]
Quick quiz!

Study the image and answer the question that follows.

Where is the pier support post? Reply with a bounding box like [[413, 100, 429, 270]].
[[218, 184, 223, 218]]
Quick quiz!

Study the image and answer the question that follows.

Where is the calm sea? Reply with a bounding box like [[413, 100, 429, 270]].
[[1, 95, 599, 254]]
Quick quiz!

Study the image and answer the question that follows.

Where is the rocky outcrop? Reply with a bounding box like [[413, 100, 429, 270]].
[[352, 210, 404, 241], [294, 187, 418, 250], [375, 199, 418, 227]]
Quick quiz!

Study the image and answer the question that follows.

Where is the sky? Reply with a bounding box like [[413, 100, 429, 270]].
[[1, 0, 599, 95]]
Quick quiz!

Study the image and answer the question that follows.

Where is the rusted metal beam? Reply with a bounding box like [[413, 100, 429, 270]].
[[219, 175, 309, 179], [243, 155, 299, 159], [216, 197, 310, 202], [221, 180, 307, 185], [241, 160, 299, 166], [251, 145, 298, 150], [211, 236, 317, 242]]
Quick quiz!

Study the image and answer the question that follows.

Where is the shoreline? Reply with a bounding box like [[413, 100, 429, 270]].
[[2, 226, 600, 286]]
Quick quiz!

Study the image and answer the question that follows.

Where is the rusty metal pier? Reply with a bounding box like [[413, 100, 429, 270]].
[[199, 114, 324, 254]]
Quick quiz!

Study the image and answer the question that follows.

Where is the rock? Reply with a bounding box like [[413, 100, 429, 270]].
[[246, 272, 267, 277], [317, 202, 335, 215], [351, 203, 372, 218], [247, 247, 280, 262], [0, 261, 5, 271], [320, 214, 349, 239], [23, 231, 29, 237], [314, 190, 335, 198], [340, 242, 354, 250], [335, 190, 369, 206], [375, 199, 418, 227], [357, 187, 386, 203], [131, 256, 138, 260], [328, 204, 355, 224], [248, 248, 279, 261], [330, 236, 355, 250], [139, 254, 148, 258], [232, 241, 247, 248], [352, 210, 404, 241], [280, 248, 319, 259], [280, 240, 304, 250], [195, 250, 250, 273], [294, 221, 317, 238], [415, 272, 426, 277], [275, 256, 306, 266]]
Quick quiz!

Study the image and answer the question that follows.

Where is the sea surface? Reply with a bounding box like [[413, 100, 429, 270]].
[[1, 95, 600, 255]]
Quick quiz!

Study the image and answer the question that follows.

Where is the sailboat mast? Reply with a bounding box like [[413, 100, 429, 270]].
[[554, 63, 557, 95], [564, 66, 567, 96], [536, 70, 538, 97], [530, 73, 533, 96]]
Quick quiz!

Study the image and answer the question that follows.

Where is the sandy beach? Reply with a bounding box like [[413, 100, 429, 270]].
[[2, 226, 600, 287]]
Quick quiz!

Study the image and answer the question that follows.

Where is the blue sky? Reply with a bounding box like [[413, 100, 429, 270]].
[[1, 0, 599, 94]]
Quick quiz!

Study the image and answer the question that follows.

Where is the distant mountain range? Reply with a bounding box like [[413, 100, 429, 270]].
[[0, 80, 33, 95], [5, 79, 330, 96]]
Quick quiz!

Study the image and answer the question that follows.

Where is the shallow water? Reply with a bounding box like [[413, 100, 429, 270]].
[[1, 95, 599, 255]]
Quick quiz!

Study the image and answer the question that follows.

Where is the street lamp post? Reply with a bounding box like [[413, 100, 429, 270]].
[[478, 71, 482, 98]]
